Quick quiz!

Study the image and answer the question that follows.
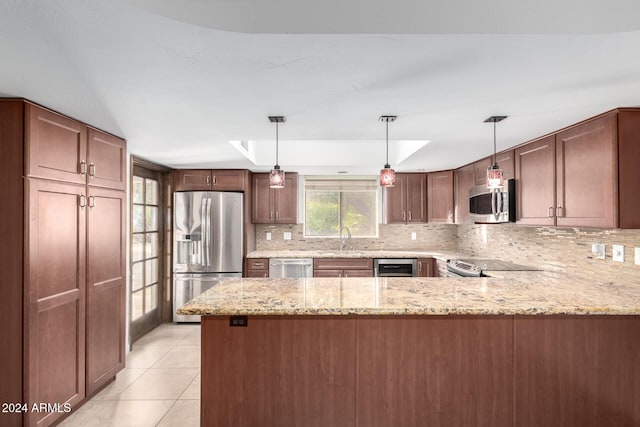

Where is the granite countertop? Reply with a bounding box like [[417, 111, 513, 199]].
[[177, 272, 640, 316], [246, 250, 464, 261]]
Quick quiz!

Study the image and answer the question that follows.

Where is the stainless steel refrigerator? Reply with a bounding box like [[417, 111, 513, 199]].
[[173, 191, 243, 322]]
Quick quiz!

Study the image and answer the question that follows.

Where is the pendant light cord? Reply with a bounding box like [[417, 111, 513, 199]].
[[275, 121, 279, 166], [386, 120, 389, 165], [493, 120, 497, 167]]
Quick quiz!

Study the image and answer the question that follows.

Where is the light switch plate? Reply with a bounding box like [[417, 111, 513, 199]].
[[283, 231, 292, 240], [612, 245, 624, 262], [411, 232, 417, 240], [635, 247, 640, 265], [266, 232, 271, 241]]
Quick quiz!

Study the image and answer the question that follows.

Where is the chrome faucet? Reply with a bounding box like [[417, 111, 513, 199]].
[[339, 226, 352, 251]]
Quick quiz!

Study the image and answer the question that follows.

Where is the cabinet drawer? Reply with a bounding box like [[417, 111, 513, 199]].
[[313, 258, 374, 270], [313, 270, 343, 278], [246, 258, 269, 270], [245, 270, 268, 278], [342, 269, 374, 278]]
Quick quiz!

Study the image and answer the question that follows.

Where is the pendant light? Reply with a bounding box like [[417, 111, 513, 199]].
[[268, 116, 286, 189], [379, 115, 397, 187], [484, 115, 508, 189]]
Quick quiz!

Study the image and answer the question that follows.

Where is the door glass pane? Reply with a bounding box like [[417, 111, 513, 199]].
[[146, 206, 158, 231], [132, 262, 144, 291], [132, 234, 144, 261], [132, 290, 144, 321], [133, 176, 144, 204], [145, 285, 157, 313], [145, 179, 158, 205], [133, 205, 144, 232], [145, 259, 158, 285], [145, 232, 158, 258]]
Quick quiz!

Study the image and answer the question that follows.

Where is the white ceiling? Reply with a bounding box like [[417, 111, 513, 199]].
[[2, 0, 640, 175]]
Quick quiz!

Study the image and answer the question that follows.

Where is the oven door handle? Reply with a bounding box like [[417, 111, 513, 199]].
[[491, 191, 498, 217]]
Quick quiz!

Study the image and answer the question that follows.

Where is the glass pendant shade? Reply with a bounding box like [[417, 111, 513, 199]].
[[487, 165, 504, 189], [269, 165, 285, 189], [380, 165, 395, 187]]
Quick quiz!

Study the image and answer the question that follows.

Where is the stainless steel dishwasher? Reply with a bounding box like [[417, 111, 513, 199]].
[[269, 258, 313, 278]]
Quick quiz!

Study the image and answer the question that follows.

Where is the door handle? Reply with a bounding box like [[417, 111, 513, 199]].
[[206, 176, 210, 185], [548, 206, 554, 218], [275, 211, 279, 221], [88, 195, 95, 209], [402, 211, 406, 222], [79, 160, 87, 176], [408, 211, 412, 221], [78, 194, 86, 208], [557, 206, 563, 218], [88, 162, 96, 177]]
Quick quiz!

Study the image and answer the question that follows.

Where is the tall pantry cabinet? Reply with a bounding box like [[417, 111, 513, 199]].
[[0, 99, 127, 427]]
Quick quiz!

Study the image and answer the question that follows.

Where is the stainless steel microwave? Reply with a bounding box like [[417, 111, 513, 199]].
[[469, 179, 515, 223]]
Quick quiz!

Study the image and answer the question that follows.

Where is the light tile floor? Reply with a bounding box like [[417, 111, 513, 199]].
[[60, 323, 201, 427]]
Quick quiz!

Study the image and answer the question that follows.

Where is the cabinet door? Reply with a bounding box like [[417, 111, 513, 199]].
[[383, 174, 406, 223], [496, 150, 515, 181], [87, 128, 126, 191], [343, 269, 374, 278], [427, 171, 454, 223], [26, 103, 87, 185], [274, 173, 298, 224], [174, 169, 213, 191], [454, 164, 474, 224], [211, 169, 246, 191], [86, 188, 126, 395], [555, 115, 617, 228], [473, 157, 493, 186], [26, 179, 86, 427], [417, 258, 434, 277], [515, 136, 556, 226], [251, 174, 274, 223], [406, 173, 427, 223]]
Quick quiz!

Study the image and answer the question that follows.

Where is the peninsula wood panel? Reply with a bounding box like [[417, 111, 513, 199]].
[[201, 316, 357, 427], [0, 101, 25, 427], [514, 316, 640, 427], [356, 316, 513, 427]]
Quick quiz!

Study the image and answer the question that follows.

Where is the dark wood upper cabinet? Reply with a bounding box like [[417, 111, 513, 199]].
[[86, 188, 126, 395], [26, 103, 87, 185], [251, 173, 298, 224], [173, 169, 212, 191], [555, 115, 617, 228], [174, 169, 248, 192], [515, 136, 556, 226], [427, 170, 454, 223], [454, 163, 474, 224], [384, 173, 427, 224], [515, 109, 640, 228], [87, 128, 127, 191]]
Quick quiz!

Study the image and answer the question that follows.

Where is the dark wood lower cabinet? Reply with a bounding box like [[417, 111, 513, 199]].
[[201, 315, 640, 427]]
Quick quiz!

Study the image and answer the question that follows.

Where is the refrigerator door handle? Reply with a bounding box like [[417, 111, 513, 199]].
[[206, 197, 212, 268], [200, 198, 207, 267]]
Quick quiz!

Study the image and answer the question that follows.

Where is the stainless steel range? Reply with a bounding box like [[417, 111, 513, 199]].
[[447, 258, 539, 277]]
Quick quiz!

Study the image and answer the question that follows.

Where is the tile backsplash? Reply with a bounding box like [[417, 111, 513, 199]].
[[256, 223, 457, 252], [256, 223, 640, 286]]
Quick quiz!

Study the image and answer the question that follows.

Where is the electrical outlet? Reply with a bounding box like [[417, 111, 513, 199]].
[[592, 243, 606, 260], [283, 232, 292, 240], [266, 232, 271, 241], [612, 245, 624, 262], [635, 247, 640, 265], [411, 232, 417, 240]]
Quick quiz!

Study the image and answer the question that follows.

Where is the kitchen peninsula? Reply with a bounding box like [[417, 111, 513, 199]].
[[179, 274, 640, 427]]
